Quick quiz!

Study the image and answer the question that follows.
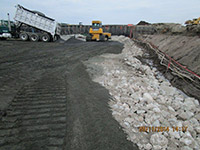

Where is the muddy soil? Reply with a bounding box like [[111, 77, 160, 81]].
[[0, 39, 138, 150]]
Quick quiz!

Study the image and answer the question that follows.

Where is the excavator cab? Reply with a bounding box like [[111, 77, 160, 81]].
[[92, 21, 102, 30], [193, 18, 200, 25], [86, 20, 111, 42]]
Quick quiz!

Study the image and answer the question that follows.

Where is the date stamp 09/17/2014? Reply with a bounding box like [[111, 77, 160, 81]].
[[138, 126, 188, 132]]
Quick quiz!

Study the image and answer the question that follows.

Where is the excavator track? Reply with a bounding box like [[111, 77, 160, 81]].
[[0, 75, 67, 150]]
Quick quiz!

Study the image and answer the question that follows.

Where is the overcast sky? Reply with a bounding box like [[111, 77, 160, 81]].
[[0, 0, 200, 25]]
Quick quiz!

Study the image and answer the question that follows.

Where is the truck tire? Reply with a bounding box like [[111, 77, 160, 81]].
[[20, 32, 29, 41], [41, 34, 50, 42], [105, 36, 109, 41], [54, 35, 60, 41], [99, 35, 105, 42], [86, 35, 92, 42], [30, 33, 39, 42]]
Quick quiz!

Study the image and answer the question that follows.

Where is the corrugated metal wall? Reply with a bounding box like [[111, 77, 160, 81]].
[[61, 25, 156, 38]]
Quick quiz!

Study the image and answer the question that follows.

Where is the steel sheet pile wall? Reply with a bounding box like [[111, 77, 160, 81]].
[[61, 25, 156, 37]]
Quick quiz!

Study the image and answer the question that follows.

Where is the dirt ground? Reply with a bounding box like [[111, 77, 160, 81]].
[[142, 34, 200, 75], [137, 34, 200, 101], [0, 39, 138, 150]]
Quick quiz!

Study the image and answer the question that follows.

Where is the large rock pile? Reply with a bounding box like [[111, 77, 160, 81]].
[[85, 36, 200, 150]]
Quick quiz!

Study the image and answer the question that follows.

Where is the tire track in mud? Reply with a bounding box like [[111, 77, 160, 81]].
[[0, 75, 67, 150]]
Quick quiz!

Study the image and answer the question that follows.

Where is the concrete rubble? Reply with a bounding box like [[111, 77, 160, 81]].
[[85, 36, 200, 150]]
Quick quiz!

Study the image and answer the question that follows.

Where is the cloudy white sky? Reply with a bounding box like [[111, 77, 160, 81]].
[[0, 0, 200, 25]]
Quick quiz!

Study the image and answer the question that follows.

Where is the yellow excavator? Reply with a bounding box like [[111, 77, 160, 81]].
[[86, 21, 111, 41], [185, 17, 200, 31], [185, 17, 200, 25]]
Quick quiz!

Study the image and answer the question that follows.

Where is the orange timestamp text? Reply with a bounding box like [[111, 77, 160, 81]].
[[138, 126, 188, 132]]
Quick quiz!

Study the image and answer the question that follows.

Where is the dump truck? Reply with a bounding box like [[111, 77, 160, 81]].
[[0, 5, 61, 42], [86, 21, 111, 41]]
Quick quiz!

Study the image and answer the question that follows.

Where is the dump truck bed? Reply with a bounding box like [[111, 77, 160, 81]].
[[14, 5, 61, 37]]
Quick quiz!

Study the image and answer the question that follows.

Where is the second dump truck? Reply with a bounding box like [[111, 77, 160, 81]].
[[0, 5, 61, 42], [86, 21, 111, 42]]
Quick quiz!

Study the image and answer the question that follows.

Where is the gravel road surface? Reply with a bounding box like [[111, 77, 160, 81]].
[[0, 39, 138, 150]]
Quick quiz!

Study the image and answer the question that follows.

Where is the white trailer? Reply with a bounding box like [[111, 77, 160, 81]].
[[14, 5, 61, 42]]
